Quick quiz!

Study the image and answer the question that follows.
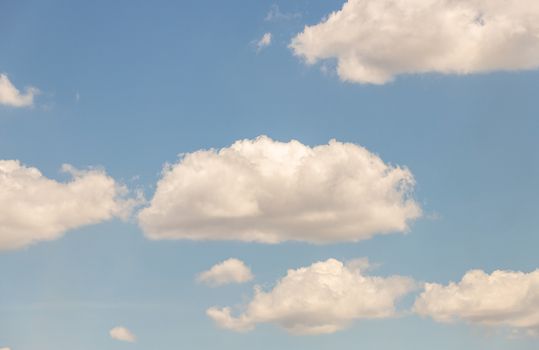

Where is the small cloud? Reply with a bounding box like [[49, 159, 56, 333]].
[[75, 92, 80, 102], [265, 4, 301, 21], [110, 326, 136, 342], [0, 73, 39, 108], [0, 347, 12, 350], [197, 258, 254, 287], [255, 32, 272, 52]]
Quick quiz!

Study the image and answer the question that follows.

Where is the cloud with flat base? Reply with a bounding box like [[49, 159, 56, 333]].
[[291, 0, 539, 84], [207, 258, 415, 334], [0, 160, 141, 250], [414, 268, 539, 335], [138, 136, 421, 244]]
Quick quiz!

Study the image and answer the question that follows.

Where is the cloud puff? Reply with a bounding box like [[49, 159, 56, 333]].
[[414, 269, 539, 333], [0, 74, 38, 107], [290, 0, 539, 84], [256, 33, 272, 51], [110, 326, 136, 342], [0, 160, 140, 250], [0, 347, 11, 350], [138, 136, 420, 244], [197, 258, 254, 287], [207, 258, 415, 334]]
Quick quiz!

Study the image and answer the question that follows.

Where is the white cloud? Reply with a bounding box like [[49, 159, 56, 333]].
[[197, 258, 254, 287], [414, 269, 539, 333], [0, 74, 38, 107], [256, 33, 272, 52], [207, 258, 415, 334], [110, 326, 136, 342], [138, 136, 421, 244], [0, 347, 11, 350], [0, 160, 141, 250], [290, 0, 539, 84]]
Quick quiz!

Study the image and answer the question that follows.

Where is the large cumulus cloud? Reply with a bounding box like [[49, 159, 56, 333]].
[[138, 136, 421, 244], [291, 0, 539, 84]]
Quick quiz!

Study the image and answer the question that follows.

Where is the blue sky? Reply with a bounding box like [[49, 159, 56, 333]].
[[1, 0, 539, 349]]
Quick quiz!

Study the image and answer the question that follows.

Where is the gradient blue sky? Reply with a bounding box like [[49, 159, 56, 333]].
[[1, 0, 539, 349]]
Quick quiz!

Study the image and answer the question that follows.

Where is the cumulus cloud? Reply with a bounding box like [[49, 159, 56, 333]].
[[0, 347, 11, 350], [255, 33, 272, 51], [290, 0, 539, 84], [197, 258, 254, 287], [110, 326, 136, 342], [414, 269, 539, 334], [138, 136, 421, 244], [0, 74, 38, 107], [207, 258, 415, 334], [0, 160, 140, 250]]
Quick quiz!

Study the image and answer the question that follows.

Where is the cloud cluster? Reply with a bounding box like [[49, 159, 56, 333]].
[[0, 74, 38, 107], [291, 0, 539, 84], [138, 136, 421, 244], [0, 160, 139, 250], [110, 326, 136, 342], [414, 269, 539, 333], [207, 258, 415, 334], [197, 258, 254, 287]]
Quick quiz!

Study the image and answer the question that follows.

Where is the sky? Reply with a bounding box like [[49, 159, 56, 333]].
[[1, 0, 539, 349]]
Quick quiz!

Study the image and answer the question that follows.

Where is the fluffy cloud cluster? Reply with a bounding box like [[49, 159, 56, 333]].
[[291, 0, 539, 84], [109, 326, 136, 342], [0, 74, 38, 107], [139, 136, 420, 244], [207, 258, 415, 334], [0, 160, 139, 250], [414, 269, 539, 333], [197, 258, 254, 287]]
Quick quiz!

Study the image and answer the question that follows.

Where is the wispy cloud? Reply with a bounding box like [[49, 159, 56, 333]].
[[265, 4, 301, 21], [255, 32, 272, 52]]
